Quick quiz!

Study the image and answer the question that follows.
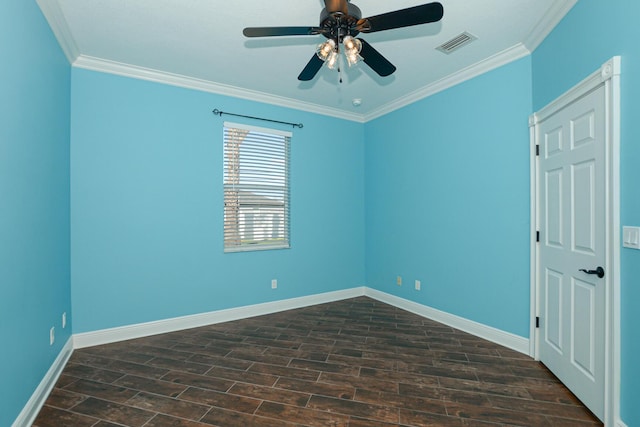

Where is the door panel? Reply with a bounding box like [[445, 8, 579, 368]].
[[571, 110, 595, 149], [572, 160, 596, 254], [538, 86, 606, 420], [572, 278, 596, 378], [544, 269, 563, 352], [545, 168, 564, 247], [545, 126, 564, 157]]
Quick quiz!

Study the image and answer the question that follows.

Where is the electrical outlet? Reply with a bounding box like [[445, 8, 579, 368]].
[[62, 312, 67, 329], [415, 280, 421, 291], [396, 276, 402, 286], [271, 279, 277, 289], [623, 226, 640, 249], [49, 327, 55, 346]]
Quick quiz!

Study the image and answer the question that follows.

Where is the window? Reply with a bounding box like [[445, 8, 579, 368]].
[[223, 122, 290, 252]]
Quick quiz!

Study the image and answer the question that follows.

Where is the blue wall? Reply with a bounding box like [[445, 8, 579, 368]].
[[364, 57, 533, 337], [0, 1, 71, 425], [532, 2, 640, 425], [70, 69, 365, 333], [7, 1, 638, 424]]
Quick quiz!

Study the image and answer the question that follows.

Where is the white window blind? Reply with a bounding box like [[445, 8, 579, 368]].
[[223, 122, 291, 252]]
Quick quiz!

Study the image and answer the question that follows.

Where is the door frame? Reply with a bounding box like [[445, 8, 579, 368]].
[[529, 57, 621, 426]]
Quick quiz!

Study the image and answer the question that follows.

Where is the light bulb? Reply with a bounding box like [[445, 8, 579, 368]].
[[346, 52, 362, 67], [342, 36, 362, 55], [327, 50, 339, 69], [316, 39, 337, 62]]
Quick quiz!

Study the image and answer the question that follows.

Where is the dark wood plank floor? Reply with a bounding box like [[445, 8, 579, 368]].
[[33, 297, 602, 426]]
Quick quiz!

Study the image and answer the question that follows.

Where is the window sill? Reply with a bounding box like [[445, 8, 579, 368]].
[[224, 244, 290, 253]]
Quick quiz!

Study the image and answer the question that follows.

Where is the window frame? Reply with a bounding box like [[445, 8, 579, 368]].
[[223, 121, 291, 253]]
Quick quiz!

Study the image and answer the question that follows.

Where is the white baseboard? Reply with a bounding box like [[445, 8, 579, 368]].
[[12, 337, 74, 427], [74, 286, 529, 355], [364, 288, 530, 355], [74, 287, 367, 349], [16, 286, 538, 426]]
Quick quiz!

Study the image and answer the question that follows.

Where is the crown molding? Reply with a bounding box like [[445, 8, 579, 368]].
[[522, 0, 578, 51], [72, 55, 366, 123], [73, 43, 531, 123], [36, 0, 79, 63], [363, 43, 531, 122], [73, 44, 530, 125], [74, 44, 530, 125], [39, 0, 576, 125]]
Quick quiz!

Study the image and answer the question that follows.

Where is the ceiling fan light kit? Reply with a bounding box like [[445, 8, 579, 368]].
[[242, 0, 444, 81], [342, 36, 363, 67]]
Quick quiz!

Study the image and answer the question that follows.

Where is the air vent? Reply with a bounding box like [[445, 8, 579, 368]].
[[436, 32, 477, 54]]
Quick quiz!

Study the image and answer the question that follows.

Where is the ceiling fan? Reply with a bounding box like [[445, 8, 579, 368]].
[[243, 0, 444, 81]]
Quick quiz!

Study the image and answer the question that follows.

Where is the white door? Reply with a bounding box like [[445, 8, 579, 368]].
[[538, 85, 606, 420]]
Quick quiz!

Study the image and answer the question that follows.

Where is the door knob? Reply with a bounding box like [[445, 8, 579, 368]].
[[579, 266, 605, 278]]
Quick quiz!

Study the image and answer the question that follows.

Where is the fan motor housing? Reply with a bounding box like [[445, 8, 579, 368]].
[[319, 3, 361, 40]]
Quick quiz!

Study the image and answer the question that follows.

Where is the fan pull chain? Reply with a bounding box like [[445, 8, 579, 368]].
[[336, 41, 343, 84]]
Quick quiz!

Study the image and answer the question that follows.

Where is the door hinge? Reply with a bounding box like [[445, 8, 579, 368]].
[[536, 145, 540, 156], [536, 231, 540, 242], [536, 316, 540, 328]]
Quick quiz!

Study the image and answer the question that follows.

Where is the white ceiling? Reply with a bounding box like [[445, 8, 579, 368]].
[[37, 0, 577, 121]]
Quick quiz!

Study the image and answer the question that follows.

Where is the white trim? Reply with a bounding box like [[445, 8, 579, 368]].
[[73, 45, 531, 125], [607, 56, 622, 427], [529, 57, 621, 427], [12, 337, 74, 427], [522, 0, 578, 52], [16, 287, 541, 425], [36, 0, 575, 124], [529, 116, 540, 359], [72, 286, 531, 354], [616, 420, 629, 427], [73, 287, 366, 349], [532, 59, 620, 122], [72, 55, 365, 123], [364, 288, 530, 355], [35, 0, 79, 63], [363, 43, 531, 122]]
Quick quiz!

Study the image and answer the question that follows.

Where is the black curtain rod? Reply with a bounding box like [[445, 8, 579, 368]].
[[212, 109, 303, 129]]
